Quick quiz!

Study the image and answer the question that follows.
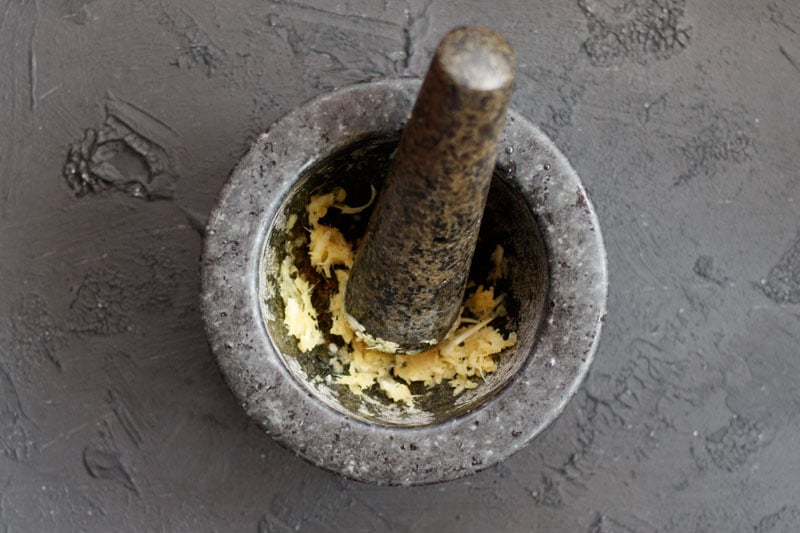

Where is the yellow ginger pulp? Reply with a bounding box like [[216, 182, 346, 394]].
[[277, 187, 516, 407]]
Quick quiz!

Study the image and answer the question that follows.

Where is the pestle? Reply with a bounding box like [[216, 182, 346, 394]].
[[344, 26, 517, 354]]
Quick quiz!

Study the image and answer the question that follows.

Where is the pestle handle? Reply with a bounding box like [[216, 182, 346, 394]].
[[343, 26, 516, 354]]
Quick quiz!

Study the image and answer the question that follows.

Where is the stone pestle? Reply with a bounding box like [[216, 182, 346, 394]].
[[344, 26, 517, 354]]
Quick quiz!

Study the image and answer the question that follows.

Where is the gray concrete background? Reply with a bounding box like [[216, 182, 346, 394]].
[[1, 0, 798, 530]]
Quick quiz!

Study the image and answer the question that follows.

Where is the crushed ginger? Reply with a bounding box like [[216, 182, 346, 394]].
[[276, 186, 517, 407]]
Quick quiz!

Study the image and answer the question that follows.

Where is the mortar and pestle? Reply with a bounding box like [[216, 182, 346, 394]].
[[201, 27, 607, 485]]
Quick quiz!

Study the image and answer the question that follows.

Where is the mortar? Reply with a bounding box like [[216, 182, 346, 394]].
[[201, 77, 607, 485]]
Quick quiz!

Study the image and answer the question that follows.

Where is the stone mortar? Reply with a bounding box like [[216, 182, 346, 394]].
[[200, 78, 608, 485]]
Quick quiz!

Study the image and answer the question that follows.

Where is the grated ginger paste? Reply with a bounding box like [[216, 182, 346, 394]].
[[277, 187, 517, 407]]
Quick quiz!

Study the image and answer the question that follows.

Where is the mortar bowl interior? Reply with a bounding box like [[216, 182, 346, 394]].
[[260, 137, 549, 427]]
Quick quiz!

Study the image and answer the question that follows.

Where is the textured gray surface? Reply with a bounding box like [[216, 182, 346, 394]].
[[1, 0, 798, 530]]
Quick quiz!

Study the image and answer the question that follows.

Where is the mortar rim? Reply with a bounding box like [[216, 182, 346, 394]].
[[200, 78, 608, 485]]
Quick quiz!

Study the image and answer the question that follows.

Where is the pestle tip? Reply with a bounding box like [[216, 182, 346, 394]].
[[437, 26, 516, 92]]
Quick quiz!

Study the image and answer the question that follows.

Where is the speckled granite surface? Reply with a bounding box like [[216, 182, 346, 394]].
[[1, 0, 799, 530]]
